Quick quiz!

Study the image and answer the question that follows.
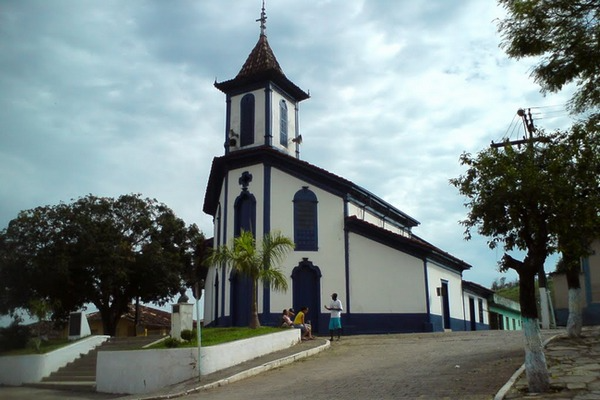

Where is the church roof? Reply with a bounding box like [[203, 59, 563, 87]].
[[236, 34, 284, 79], [345, 216, 472, 272], [214, 34, 309, 101], [203, 146, 420, 229]]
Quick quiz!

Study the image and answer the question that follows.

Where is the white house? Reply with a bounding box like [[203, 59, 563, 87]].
[[202, 10, 475, 335]]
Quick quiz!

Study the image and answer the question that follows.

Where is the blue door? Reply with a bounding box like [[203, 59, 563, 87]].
[[292, 259, 322, 333], [230, 270, 252, 327]]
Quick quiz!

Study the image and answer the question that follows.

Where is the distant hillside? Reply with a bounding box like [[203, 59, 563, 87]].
[[495, 278, 554, 304], [496, 286, 519, 302]]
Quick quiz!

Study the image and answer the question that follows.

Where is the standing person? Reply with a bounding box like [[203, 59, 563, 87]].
[[325, 293, 343, 341]]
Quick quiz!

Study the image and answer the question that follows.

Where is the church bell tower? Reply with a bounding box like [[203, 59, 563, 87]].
[[214, 4, 309, 159]]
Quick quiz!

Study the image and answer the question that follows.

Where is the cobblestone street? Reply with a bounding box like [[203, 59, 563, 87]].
[[191, 330, 531, 400]]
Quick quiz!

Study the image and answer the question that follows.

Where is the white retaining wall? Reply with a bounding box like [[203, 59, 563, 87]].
[[96, 329, 301, 394], [0, 335, 109, 386]]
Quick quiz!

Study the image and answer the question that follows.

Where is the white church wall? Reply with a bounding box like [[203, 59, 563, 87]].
[[348, 232, 427, 314], [268, 168, 347, 313], [224, 165, 266, 238], [270, 90, 297, 154], [203, 165, 267, 325], [229, 89, 266, 149]]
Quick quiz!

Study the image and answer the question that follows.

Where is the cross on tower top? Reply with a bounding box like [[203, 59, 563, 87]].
[[239, 171, 253, 191], [256, 0, 267, 36]]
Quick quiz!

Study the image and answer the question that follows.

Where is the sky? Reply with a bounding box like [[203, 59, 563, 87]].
[[0, 0, 576, 294]]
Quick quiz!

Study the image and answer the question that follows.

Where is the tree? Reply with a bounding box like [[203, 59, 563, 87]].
[[0, 194, 202, 336], [209, 230, 293, 329], [549, 121, 600, 337], [181, 224, 211, 299], [451, 134, 553, 392], [497, 0, 600, 115], [451, 124, 600, 392]]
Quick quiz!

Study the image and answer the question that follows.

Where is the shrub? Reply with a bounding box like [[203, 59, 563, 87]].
[[0, 321, 31, 352], [163, 337, 181, 348], [180, 329, 194, 341]]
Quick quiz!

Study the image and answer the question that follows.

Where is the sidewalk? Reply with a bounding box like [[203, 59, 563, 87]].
[[498, 325, 600, 400], [116, 337, 330, 400]]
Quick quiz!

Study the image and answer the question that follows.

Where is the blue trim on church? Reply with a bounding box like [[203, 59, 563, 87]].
[[262, 164, 271, 316]]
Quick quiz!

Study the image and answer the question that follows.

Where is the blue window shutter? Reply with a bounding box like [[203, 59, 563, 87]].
[[279, 100, 288, 146], [240, 94, 255, 147], [293, 187, 318, 251]]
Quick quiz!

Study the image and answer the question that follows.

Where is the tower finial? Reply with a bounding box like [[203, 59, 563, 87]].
[[256, 0, 267, 36]]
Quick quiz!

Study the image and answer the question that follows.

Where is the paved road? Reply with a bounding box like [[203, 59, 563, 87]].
[[1, 330, 549, 400], [191, 330, 533, 400]]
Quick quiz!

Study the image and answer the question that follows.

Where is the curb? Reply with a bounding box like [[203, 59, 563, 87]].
[[493, 333, 563, 400], [131, 340, 331, 400]]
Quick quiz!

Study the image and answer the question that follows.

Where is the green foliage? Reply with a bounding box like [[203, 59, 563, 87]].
[[491, 277, 519, 291], [451, 124, 600, 319], [163, 337, 181, 348], [496, 285, 520, 303], [451, 126, 600, 268], [497, 0, 600, 115], [550, 122, 600, 273], [27, 337, 44, 353], [451, 133, 557, 259], [180, 329, 194, 341], [146, 327, 282, 349], [209, 230, 294, 329], [0, 321, 30, 352], [0, 194, 206, 336]]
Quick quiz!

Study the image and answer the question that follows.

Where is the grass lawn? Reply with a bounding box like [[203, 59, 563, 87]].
[[1, 326, 285, 354], [1, 338, 74, 356], [147, 326, 284, 349]]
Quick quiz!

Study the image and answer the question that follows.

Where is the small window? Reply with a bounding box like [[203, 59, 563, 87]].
[[478, 299, 484, 323], [279, 100, 288, 146], [293, 187, 318, 251], [240, 94, 255, 147]]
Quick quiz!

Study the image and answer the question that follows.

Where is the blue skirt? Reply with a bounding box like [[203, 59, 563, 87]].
[[329, 317, 342, 330]]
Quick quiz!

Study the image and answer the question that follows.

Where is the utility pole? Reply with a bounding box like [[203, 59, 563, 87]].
[[491, 108, 553, 329], [491, 108, 549, 148]]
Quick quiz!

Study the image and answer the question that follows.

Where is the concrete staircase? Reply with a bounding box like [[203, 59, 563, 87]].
[[27, 335, 165, 392]]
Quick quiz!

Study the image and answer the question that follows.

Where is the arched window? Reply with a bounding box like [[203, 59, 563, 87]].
[[234, 191, 256, 237], [240, 94, 255, 147], [293, 186, 318, 251], [279, 99, 288, 146]]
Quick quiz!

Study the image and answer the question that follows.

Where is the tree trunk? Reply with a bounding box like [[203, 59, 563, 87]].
[[519, 264, 550, 393], [566, 262, 583, 337], [566, 287, 583, 338], [249, 278, 260, 329], [522, 317, 550, 393], [134, 296, 140, 337]]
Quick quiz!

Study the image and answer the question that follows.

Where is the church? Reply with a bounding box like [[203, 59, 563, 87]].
[[202, 8, 486, 335]]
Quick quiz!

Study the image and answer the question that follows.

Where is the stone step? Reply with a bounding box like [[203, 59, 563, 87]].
[[42, 374, 96, 382], [27, 381, 96, 392], [34, 334, 167, 391]]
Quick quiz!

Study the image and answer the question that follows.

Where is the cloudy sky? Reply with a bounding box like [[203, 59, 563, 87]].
[[1, 0, 575, 289]]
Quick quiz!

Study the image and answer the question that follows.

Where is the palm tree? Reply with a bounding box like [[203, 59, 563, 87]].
[[209, 230, 294, 328]]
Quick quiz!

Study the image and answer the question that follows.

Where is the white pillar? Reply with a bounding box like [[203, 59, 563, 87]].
[[171, 303, 194, 340]]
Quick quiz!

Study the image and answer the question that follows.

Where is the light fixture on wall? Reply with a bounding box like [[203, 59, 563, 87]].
[[229, 129, 239, 147], [291, 135, 303, 145]]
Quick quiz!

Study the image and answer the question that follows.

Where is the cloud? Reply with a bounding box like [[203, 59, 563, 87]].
[[0, 0, 575, 288]]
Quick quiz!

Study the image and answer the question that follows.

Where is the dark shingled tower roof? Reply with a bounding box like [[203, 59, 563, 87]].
[[214, 7, 309, 101], [236, 34, 284, 79]]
